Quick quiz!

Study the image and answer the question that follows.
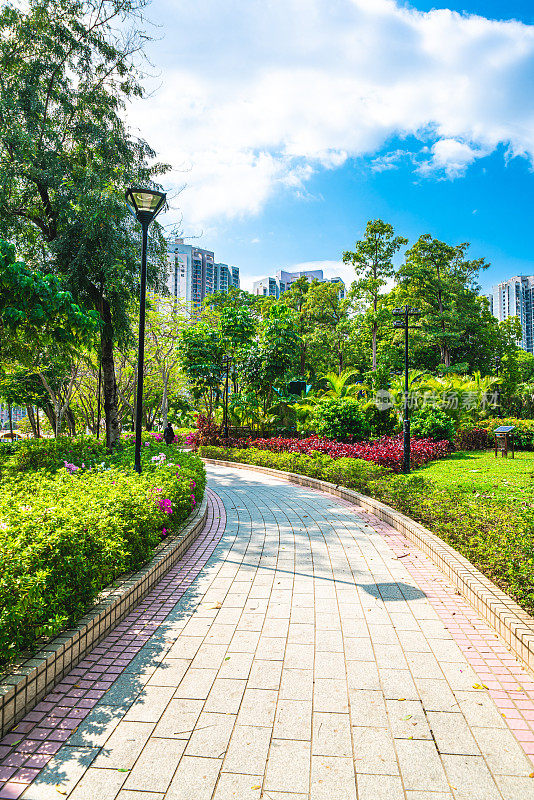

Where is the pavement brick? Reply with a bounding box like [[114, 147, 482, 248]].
[[352, 726, 399, 775], [312, 712, 352, 756], [264, 739, 311, 794], [395, 738, 450, 792], [356, 773, 405, 800], [441, 754, 502, 799], [237, 689, 278, 727], [386, 699, 432, 740], [92, 721, 154, 770], [122, 686, 175, 723], [274, 699, 312, 740], [212, 772, 263, 799], [123, 738, 186, 793], [165, 755, 221, 800], [173, 668, 219, 699], [204, 678, 247, 714], [184, 711, 236, 758], [152, 698, 204, 739], [221, 724, 271, 774], [310, 755, 356, 800], [279, 668, 314, 701], [68, 767, 128, 799]]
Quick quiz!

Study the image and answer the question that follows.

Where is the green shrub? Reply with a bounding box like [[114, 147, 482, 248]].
[[0, 437, 205, 665], [201, 445, 534, 615], [478, 418, 534, 450], [410, 407, 456, 442], [312, 398, 371, 441], [2, 436, 108, 475]]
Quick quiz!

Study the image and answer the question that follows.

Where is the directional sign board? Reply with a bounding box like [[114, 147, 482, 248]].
[[494, 426, 515, 433]]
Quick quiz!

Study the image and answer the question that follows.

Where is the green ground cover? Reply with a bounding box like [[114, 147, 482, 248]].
[[0, 435, 205, 667], [419, 450, 534, 505]]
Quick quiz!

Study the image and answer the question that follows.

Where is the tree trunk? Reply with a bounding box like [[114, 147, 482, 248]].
[[372, 320, 377, 371], [26, 405, 38, 437], [65, 408, 76, 436], [101, 298, 120, 449], [8, 404, 13, 439], [161, 370, 168, 429], [44, 402, 56, 432], [36, 407, 41, 438]]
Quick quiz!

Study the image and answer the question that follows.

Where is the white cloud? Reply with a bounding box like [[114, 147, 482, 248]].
[[419, 138, 487, 178], [127, 0, 534, 227]]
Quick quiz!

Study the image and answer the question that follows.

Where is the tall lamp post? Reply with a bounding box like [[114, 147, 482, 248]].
[[222, 355, 231, 440], [125, 187, 166, 473], [393, 306, 421, 474]]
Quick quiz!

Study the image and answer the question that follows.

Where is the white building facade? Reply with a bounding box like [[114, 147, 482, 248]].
[[253, 269, 345, 299], [488, 276, 534, 353], [166, 237, 240, 308]]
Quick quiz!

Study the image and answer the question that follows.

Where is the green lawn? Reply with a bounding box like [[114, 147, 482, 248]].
[[418, 449, 534, 503]]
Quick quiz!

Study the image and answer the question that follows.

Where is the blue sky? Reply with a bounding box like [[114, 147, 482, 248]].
[[128, 0, 534, 292]]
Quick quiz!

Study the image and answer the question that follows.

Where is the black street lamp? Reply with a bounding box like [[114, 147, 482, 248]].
[[126, 187, 166, 473], [392, 306, 421, 474], [222, 355, 232, 440]]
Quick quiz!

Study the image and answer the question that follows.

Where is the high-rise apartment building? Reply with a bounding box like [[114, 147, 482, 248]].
[[253, 269, 345, 299], [488, 276, 534, 353], [166, 237, 240, 307]]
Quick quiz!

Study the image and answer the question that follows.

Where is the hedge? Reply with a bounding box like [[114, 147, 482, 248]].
[[478, 417, 534, 450], [200, 446, 534, 615], [0, 435, 205, 665]]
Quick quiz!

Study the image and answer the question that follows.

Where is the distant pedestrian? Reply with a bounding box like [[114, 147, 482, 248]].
[[163, 423, 175, 445]]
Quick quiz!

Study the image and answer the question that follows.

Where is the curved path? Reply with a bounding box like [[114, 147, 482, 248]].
[[3, 465, 534, 799]]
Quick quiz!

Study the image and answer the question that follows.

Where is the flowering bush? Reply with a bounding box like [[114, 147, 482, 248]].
[[185, 414, 224, 449], [231, 434, 450, 472], [0, 436, 205, 666], [453, 425, 491, 451]]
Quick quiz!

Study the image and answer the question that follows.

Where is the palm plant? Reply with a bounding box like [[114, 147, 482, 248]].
[[319, 370, 362, 399]]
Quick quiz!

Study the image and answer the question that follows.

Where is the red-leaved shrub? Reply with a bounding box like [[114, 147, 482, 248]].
[[232, 435, 450, 472]]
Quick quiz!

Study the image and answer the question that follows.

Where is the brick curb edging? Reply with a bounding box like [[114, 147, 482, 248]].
[[204, 458, 534, 672], [0, 495, 208, 739]]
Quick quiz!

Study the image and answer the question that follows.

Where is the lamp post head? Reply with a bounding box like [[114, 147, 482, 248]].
[[125, 187, 166, 225]]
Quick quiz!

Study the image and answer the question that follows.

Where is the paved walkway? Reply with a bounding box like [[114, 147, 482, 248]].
[[4, 465, 534, 799]]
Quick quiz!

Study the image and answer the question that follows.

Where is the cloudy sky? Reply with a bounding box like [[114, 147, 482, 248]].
[[127, 0, 534, 291]]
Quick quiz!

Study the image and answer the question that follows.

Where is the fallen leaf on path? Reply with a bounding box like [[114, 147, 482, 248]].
[[202, 602, 222, 610], [251, 786, 261, 790], [398, 698, 406, 701], [55, 786, 67, 795], [472, 683, 489, 690]]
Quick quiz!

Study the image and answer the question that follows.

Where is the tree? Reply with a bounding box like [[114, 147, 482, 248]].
[[281, 276, 313, 375], [0, 240, 100, 435], [241, 305, 300, 422], [304, 281, 352, 376], [179, 321, 224, 418], [343, 220, 408, 370], [396, 236, 489, 368], [0, 0, 169, 447]]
